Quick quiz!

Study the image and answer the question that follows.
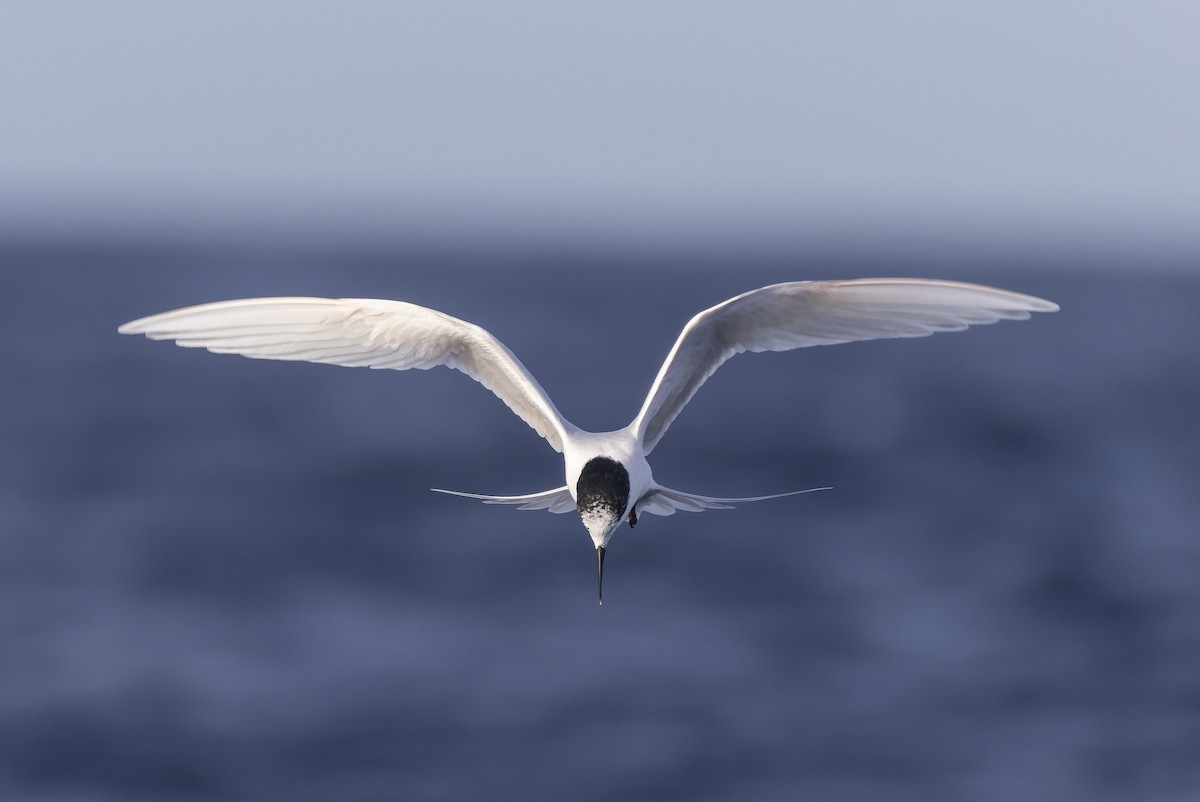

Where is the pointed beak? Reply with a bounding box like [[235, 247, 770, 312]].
[[595, 545, 606, 605]]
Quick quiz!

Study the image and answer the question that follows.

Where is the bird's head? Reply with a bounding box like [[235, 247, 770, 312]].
[[576, 456, 630, 547], [575, 456, 631, 604]]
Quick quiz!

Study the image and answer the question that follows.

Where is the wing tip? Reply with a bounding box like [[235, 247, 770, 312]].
[[117, 319, 147, 335]]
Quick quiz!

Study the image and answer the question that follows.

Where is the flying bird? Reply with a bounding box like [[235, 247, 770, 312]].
[[119, 279, 1058, 603]]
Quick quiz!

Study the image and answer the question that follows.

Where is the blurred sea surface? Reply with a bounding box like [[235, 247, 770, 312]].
[[1, 241, 1198, 801]]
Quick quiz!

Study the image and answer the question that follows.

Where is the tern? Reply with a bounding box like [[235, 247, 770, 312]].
[[119, 278, 1057, 603]]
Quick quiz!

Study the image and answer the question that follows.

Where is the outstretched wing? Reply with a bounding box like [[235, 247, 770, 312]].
[[631, 279, 1058, 453], [119, 297, 577, 452], [431, 486, 577, 513], [634, 485, 831, 517]]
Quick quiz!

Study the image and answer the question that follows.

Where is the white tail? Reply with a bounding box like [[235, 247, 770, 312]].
[[431, 485, 577, 514], [633, 485, 831, 517]]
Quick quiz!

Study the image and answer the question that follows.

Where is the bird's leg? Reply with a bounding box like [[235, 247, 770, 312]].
[[627, 508, 638, 528]]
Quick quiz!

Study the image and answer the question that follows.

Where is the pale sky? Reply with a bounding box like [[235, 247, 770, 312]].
[[2, 1, 1198, 251]]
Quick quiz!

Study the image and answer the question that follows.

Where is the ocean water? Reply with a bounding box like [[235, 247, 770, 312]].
[[1, 243, 1198, 801]]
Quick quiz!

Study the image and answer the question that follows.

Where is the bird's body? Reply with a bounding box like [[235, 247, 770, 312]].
[[120, 278, 1058, 602], [565, 431, 652, 538]]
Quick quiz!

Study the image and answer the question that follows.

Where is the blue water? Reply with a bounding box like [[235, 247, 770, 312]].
[[2, 242, 1198, 801]]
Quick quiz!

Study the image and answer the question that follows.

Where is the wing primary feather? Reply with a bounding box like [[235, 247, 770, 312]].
[[120, 296, 577, 452], [631, 279, 1057, 453]]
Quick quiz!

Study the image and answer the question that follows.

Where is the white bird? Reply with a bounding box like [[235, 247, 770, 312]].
[[119, 278, 1058, 602]]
